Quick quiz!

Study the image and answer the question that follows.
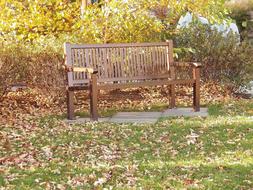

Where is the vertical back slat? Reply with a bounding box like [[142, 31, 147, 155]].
[[128, 48, 131, 77], [116, 48, 120, 78], [138, 48, 142, 76], [144, 47, 148, 75], [133, 47, 137, 76], [140, 48, 145, 75], [158, 47, 161, 72], [102, 48, 108, 78], [91, 48, 95, 75], [157, 46, 161, 73], [137, 47, 141, 76], [132, 48, 138, 76], [145, 47, 149, 74], [111, 48, 116, 78], [109, 48, 113, 78], [80, 49, 85, 79], [147, 47, 150, 74], [119, 48, 123, 77], [154, 47, 158, 73], [117, 48, 122, 77], [142, 47, 146, 75], [148, 47, 152, 74], [120, 48, 125, 77], [164, 47, 168, 71], [151, 47, 155, 74], [130, 48, 135, 77], [157, 47, 164, 73], [116, 48, 119, 78], [161, 47, 164, 72], [76, 49, 80, 80], [162, 47, 166, 72], [73, 49, 78, 80], [128, 48, 132, 77]]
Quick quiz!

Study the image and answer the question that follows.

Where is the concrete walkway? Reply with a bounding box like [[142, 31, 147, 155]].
[[65, 108, 208, 124]]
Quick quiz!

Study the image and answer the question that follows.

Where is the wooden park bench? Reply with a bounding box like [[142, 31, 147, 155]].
[[64, 41, 201, 121]]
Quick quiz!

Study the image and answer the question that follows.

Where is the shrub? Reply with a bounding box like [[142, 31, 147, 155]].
[[0, 37, 67, 98], [0, 0, 80, 42], [0, 0, 240, 97], [175, 24, 253, 89], [77, 0, 163, 43], [0, 0, 230, 44]]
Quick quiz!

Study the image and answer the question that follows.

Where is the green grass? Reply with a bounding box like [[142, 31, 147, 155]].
[[0, 99, 253, 189]]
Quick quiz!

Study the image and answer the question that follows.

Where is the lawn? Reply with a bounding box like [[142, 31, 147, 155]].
[[0, 99, 253, 189]]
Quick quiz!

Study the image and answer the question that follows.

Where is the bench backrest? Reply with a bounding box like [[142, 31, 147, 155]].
[[64, 41, 174, 87]]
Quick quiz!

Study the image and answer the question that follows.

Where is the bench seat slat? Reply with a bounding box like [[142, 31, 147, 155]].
[[98, 74, 171, 83], [71, 75, 172, 85], [68, 79, 195, 91], [98, 79, 195, 90]]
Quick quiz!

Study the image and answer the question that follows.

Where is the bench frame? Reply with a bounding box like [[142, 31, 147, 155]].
[[64, 41, 201, 121]]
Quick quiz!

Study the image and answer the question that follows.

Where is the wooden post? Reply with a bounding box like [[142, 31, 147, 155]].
[[166, 40, 176, 108], [67, 89, 75, 120], [193, 67, 200, 111], [90, 72, 99, 121], [64, 42, 75, 119]]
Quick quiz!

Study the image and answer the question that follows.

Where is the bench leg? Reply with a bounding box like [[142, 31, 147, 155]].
[[90, 73, 98, 121], [193, 67, 200, 112], [170, 84, 176, 108], [67, 89, 75, 120]]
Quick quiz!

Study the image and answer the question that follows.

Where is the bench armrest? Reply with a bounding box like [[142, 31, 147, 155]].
[[66, 66, 98, 74], [173, 62, 202, 68]]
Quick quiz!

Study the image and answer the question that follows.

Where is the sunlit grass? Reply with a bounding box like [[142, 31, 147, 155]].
[[0, 99, 253, 189]]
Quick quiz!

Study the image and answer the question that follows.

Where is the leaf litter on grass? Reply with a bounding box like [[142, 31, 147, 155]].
[[1, 82, 253, 189]]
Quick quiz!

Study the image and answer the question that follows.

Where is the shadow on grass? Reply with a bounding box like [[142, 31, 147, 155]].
[[41, 103, 169, 120]]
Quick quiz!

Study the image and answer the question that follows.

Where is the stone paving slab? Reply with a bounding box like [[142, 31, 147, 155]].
[[162, 108, 208, 117], [109, 118, 157, 124], [64, 117, 110, 125], [113, 112, 162, 118], [109, 112, 162, 124], [64, 108, 208, 124]]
